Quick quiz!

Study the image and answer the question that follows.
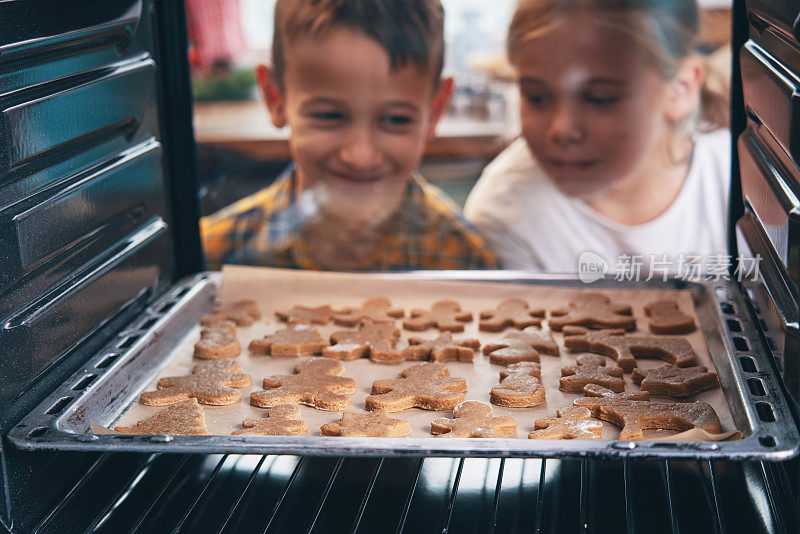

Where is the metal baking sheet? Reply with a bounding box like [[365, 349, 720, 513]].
[[8, 269, 800, 460]]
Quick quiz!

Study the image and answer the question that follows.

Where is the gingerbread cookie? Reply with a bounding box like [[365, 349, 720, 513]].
[[275, 304, 337, 325], [562, 326, 625, 351], [573, 397, 721, 440], [202, 299, 261, 327], [479, 299, 545, 332], [490, 362, 546, 407], [560, 354, 625, 393], [528, 407, 603, 440], [582, 384, 650, 401], [233, 405, 307, 436], [401, 332, 480, 362], [644, 300, 696, 334], [249, 324, 329, 356], [139, 360, 252, 406], [548, 293, 635, 331], [322, 321, 402, 362], [431, 401, 517, 438], [563, 328, 698, 372], [403, 301, 472, 332], [115, 399, 209, 435], [631, 364, 720, 397], [193, 321, 241, 359], [333, 297, 404, 326], [483, 327, 559, 365], [321, 412, 411, 437], [365, 362, 467, 413], [251, 358, 357, 411]]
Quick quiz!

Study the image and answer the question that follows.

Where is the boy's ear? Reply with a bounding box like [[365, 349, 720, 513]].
[[256, 64, 287, 128], [426, 77, 454, 138], [663, 55, 705, 123]]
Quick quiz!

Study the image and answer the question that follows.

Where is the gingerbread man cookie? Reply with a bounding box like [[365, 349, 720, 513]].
[[401, 332, 480, 362], [562, 326, 625, 351], [563, 328, 698, 372], [582, 384, 650, 401], [202, 299, 261, 327], [403, 301, 472, 332], [233, 405, 307, 436], [251, 358, 357, 411], [548, 293, 636, 331], [275, 304, 337, 325], [431, 401, 517, 438], [573, 397, 721, 440], [528, 407, 603, 440], [115, 399, 209, 435], [249, 324, 329, 356], [139, 360, 252, 406], [644, 300, 696, 334], [560, 354, 625, 393], [332, 297, 404, 326], [478, 299, 545, 332], [365, 362, 467, 413], [323, 321, 402, 362], [483, 327, 559, 365], [490, 362, 546, 407], [193, 320, 241, 359], [631, 364, 720, 397], [321, 412, 412, 437]]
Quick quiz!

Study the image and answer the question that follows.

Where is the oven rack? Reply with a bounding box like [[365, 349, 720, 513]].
[[20, 452, 800, 533]]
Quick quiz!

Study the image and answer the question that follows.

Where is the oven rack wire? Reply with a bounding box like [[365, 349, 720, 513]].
[[22, 452, 800, 534]]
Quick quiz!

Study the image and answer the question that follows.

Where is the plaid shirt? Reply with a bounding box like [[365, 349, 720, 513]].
[[200, 169, 497, 271]]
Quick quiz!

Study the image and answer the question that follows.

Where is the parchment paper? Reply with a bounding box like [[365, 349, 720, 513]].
[[113, 266, 739, 441]]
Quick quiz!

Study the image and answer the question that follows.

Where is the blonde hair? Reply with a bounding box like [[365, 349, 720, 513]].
[[507, 0, 729, 132]]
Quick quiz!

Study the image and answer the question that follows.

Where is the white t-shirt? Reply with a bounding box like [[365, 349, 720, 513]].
[[464, 130, 731, 273]]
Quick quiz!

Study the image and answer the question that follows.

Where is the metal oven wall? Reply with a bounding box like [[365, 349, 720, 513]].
[[0, 1, 201, 530]]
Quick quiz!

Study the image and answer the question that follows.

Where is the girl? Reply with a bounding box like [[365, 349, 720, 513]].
[[464, 0, 730, 274]]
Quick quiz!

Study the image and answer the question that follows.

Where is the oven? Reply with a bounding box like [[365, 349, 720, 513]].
[[1, 1, 798, 533]]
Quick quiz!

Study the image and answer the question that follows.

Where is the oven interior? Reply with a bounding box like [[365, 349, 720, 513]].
[[1, 0, 799, 532]]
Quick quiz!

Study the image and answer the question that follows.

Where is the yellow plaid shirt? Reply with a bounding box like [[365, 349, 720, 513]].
[[200, 170, 497, 271]]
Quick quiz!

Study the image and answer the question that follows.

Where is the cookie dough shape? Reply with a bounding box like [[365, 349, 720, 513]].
[[583, 384, 650, 401], [333, 297, 404, 326], [323, 321, 402, 362], [251, 358, 357, 411], [431, 401, 517, 438], [563, 327, 698, 372], [479, 299, 545, 332], [549, 293, 636, 331], [139, 360, 252, 406], [321, 412, 412, 437], [528, 407, 603, 440], [631, 364, 720, 397], [194, 320, 241, 359], [401, 332, 480, 362], [276, 304, 337, 325], [483, 327, 559, 365], [249, 324, 329, 356], [233, 405, 307, 436], [365, 362, 467, 413], [403, 301, 472, 332], [560, 354, 625, 393], [202, 300, 262, 326], [574, 397, 722, 440], [490, 362, 546, 407], [645, 300, 696, 334], [115, 399, 209, 435]]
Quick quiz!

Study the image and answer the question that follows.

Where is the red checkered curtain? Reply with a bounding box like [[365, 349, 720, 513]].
[[185, 0, 249, 72]]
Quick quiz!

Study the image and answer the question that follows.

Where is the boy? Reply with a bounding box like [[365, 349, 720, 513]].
[[201, 0, 497, 271]]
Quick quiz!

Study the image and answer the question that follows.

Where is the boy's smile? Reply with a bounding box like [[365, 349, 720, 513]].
[[261, 26, 451, 224]]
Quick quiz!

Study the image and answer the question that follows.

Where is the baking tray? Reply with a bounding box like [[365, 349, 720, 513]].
[[8, 271, 800, 460]]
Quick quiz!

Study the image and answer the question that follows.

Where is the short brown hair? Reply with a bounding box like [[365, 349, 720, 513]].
[[272, 0, 445, 91]]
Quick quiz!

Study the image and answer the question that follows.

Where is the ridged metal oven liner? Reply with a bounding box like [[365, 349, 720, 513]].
[[8, 271, 799, 460]]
